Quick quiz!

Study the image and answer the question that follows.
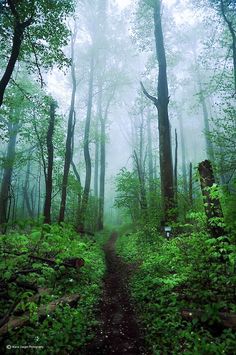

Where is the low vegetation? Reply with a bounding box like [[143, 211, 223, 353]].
[[0, 224, 108, 353], [117, 222, 236, 354]]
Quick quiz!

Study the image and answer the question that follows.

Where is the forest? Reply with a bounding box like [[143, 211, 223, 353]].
[[0, 0, 236, 353]]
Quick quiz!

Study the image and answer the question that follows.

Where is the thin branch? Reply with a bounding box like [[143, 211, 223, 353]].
[[27, 32, 44, 88], [71, 160, 81, 184]]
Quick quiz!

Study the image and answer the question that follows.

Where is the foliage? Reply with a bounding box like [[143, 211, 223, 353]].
[[0, 224, 108, 352], [117, 227, 236, 354], [115, 168, 141, 222], [0, 0, 74, 72]]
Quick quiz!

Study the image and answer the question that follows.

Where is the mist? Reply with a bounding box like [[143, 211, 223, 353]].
[[0, 0, 235, 352]]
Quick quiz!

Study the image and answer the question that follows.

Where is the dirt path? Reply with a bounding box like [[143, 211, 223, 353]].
[[83, 232, 148, 355]]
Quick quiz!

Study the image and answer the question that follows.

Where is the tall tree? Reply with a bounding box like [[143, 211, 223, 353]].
[[194, 61, 215, 162], [141, 0, 175, 223], [43, 100, 56, 224], [97, 89, 114, 230], [147, 110, 154, 190], [0, 0, 74, 107], [0, 120, 19, 230], [177, 110, 188, 193], [58, 28, 77, 223], [77, 54, 95, 233]]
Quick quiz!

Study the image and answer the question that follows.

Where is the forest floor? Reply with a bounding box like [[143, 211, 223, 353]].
[[82, 232, 149, 355]]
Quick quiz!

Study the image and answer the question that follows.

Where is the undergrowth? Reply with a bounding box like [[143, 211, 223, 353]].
[[116, 229, 236, 354], [0, 224, 109, 353]]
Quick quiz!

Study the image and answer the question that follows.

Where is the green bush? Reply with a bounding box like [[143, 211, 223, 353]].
[[117, 230, 236, 354], [0, 224, 108, 353]]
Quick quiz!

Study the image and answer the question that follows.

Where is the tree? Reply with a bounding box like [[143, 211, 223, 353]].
[[0, 120, 19, 230], [77, 53, 95, 233], [115, 168, 141, 223], [0, 79, 35, 230], [43, 100, 57, 224], [140, 0, 175, 223], [214, 0, 236, 94], [97, 85, 116, 230], [195, 0, 236, 94], [58, 27, 77, 223], [0, 0, 74, 107]]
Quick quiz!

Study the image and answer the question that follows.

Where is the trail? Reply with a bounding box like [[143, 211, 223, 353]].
[[82, 232, 148, 355]]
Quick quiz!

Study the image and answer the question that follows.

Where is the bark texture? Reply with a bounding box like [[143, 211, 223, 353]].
[[58, 30, 77, 223], [43, 101, 56, 224], [141, 1, 175, 223], [77, 55, 94, 232], [0, 122, 19, 229], [0, 2, 32, 107]]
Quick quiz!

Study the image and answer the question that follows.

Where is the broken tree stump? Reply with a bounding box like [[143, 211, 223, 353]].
[[198, 160, 226, 238]]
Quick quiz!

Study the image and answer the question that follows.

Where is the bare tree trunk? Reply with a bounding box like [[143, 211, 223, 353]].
[[31, 185, 36, 217], [0, 5, 32, 107], [174, 128, 178, 203], [77, 54, 94, 233], [23, 159, 34, 219], [0, 122, 18, 231], [58, 30, 77, 223], [178, 112, 188, 193], [189, 162, 193, 207], [133, 150, 148, 220], [147, 111, 154, 189], [194, 59, 215, 162], [97, 90, 114, 231], [94, 88, 102, 198], [43, 101, 56, 224], [37, 163, 42, 220], [12, 177, 19, 222], [141, 1, 175, 223], [98, 118, 105, 230], [154, 1, 175, 222]]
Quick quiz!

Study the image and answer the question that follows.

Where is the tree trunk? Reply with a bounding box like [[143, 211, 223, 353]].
[[23, 159, 34, 219], [97, 91, 114, 231], [195, 59, 215, 162], [94, 87, 102, 198], [43, 101, 56, 224], [147, 111, 154, 189], [154, 1, 175, 222], [141, 2, 175, 223], [37, 163, 42, 220], [58, 31, 77, 223], [174, 128, 178, 203], [178, 112, 188, 193], [0, 15, 32, 107], [189, 162, 193, 207], [133, 150, 148, 219], [77, 54, 94, 233], [198, 160, 225, 237], [0, 122, 18, 231], [98, 118, 106, 230]]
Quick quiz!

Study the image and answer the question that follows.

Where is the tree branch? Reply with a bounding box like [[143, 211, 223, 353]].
[[27, 32, 44, 87], [140, 81, 158, 107]]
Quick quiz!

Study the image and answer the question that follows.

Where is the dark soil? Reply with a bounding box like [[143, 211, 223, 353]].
[[82, 232, 149, 355]]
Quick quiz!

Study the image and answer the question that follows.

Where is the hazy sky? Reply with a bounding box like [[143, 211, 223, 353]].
[[117, 0, 131, 8]]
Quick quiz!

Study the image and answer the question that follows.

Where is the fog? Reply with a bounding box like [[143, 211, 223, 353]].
[[46, 0, 215, 223], [0, 0, 235, 229]]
